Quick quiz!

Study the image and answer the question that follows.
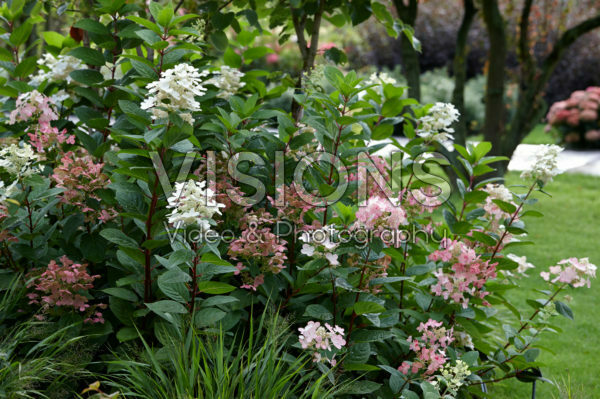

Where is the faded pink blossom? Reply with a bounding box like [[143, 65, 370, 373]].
[[27, 256, 105, 323], [8, 90, 58, 127], [398, 319, 454, 377], [298, 321, 345, 365], [51, 151, 116, 223], [541, 257, 596, 288], [430, 239, 497, 308], [28, 124, 75, 153]]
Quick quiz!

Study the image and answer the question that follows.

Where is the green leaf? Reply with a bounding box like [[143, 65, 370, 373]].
[[100, 228, 139, 248], [146, 300, 188, 314], [103, 288, 138, 302], [341, 381, 381, 395], [242, 46, 273, 62], [10, 22, 32, 46], [303, 304, 333, 320], [127, 16, 162, 35], [74, 19, 111, 36], [130, 58, 157, 79], [354, 301, 386, 315], [381, 98, 403, 117], [492, 199, 516, 214], [117, 327, 139, 342], [196, 281, 236, 295], [406, 263, 436, 276], [352, 330, 394, 342], [224, 46, 242, 68], [14, 57, 37, 78], [401, 390, 420, 399], [201, 296, 239, 307], [470, 231, 496, 246], [461, 350, 479, 366], [69, 69, 104, 86], [200, 253, 234, 268], [464, 190, 488, 203], [136, 29, 162, 45], [210, 31, 228, 51], [41, 31, 66, 48], [110, 297, 135, 326], [323, 66, 344, 87], [157, 3, 174, 28], [118, 99, 151, 123], [554, 300, 574, 320], [212, 11, 235, 30], [158, 269, 191, 303], [68, 47, 106, 66], [524, 348, 540, 362], [347, 342, 371, 363], [372, 123, 394, 140], [148, 2, 162, 23], [522, 210, 543, 218], [415, 292, 432, 311], [324, 47, 347, 65], [474, 141, 492, 161], [194, 307, 227, 327]]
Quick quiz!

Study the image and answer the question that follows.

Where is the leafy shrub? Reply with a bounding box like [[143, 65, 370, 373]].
[[546, 87, 600, 149], [0, 1, 596, 398]]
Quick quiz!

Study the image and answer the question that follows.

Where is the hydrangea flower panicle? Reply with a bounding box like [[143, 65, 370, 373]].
[[27, 256, 105, 323], [299, 225, 340, 266], [354, 196, 408, 231], [540, 257, 596, 288], [141, 63, 209, 124], [206, 65, 245, 99], [51, 151, 115, 222], [8, 90, 59, 127], [417, 102, 460, 143], [28, 124, 75, 153], [0, 143, 40, 177], [520, 144, 563, 185], [298, 321, 346, 365], [30, 53, 83, 85], [398, 318, 454, 377], [429, 239, 497, 308], [166, 179, 225, 231]]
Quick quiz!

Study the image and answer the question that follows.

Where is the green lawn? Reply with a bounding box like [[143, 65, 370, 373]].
[[488, 172, 600, 398]]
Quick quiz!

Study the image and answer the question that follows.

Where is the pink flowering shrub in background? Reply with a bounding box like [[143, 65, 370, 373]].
[[546, 87, 600, 148], [0, 2, 597, 397]]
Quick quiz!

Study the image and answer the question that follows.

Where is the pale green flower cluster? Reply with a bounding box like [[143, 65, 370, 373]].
[[30, 53, 83, 86], [366, 71, 398, 86], [418, 102, 460, 143], [141, 64, 209, 125], [207, 66, 246, 100], [0, 180, 18, 205], [433, 359, 471, 397], [0, 143, 39, 177], [520, 144, 563, 185], [166, 180, 225, 231]]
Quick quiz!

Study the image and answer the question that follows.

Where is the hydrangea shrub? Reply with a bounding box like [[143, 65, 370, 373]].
[[0, 1, 596, 397], [546, 87, 600, 148]]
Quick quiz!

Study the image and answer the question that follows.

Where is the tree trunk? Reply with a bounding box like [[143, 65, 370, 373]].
[[394, 0, 420, 101], [290, 0, 326, 121], [503, 14, 600, 157], [451, 0, 477, 146], [481, 0, 507, 159]]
